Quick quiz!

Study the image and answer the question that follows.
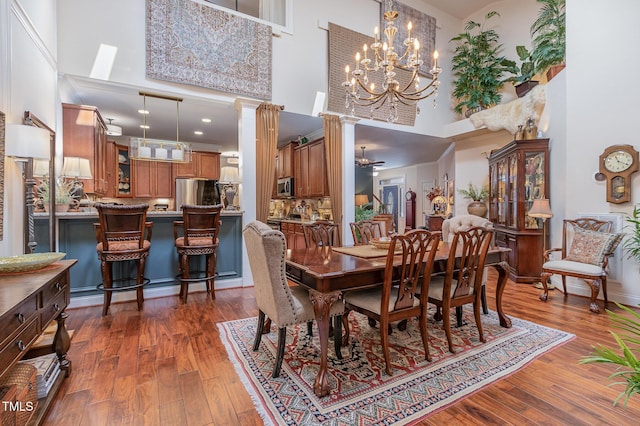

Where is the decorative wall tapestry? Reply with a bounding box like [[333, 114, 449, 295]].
[[384, 1, 437, 77], [328, 22, 416, 126], [146, 0, 272, 99], [0, 111, 4, 241]]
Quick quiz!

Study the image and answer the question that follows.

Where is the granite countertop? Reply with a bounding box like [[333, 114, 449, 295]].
[[267, 217, 328, 224], [35, 210, 244, 219]]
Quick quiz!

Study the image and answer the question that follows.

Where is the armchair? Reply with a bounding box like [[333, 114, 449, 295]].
[[539, 218, 623, 313]]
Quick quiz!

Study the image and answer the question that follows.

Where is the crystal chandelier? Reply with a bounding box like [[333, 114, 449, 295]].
[[342, 0, 442, 123]]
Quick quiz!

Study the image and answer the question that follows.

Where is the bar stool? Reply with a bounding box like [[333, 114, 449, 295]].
[[173, 204, 223, 303], [94, 203, 152, 316]]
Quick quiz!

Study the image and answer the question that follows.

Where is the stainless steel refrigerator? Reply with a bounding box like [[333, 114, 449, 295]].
[[175, 178, 221, 208]]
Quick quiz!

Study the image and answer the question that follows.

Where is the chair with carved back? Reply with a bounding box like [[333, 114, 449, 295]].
[[94, 203, 152, 316], [428, 227, 494, 353], [343, 229, 441, 375], [539, 218, 623, 313], [173, 204, 223, 303], [302, 220, 341, 248], [350, 220, 382, 245], [243, 221, 345, 377]]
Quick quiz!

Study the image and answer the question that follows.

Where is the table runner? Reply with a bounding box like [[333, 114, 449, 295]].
[[331, 245, 392, 258]]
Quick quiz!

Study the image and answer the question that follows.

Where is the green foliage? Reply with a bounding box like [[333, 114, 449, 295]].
[[38, 180, 73, 205], [624, 205, 640, 263], [355, 205, 375, 223], [502, 45, 536, 85], [457, 183, 489, 202], [530, 0, 566, 74], [450, 11, 511, 115], [579, 302, 640, 407]]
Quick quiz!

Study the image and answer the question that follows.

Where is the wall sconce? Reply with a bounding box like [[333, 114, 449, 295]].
[[219, 166, 240, 210], [5, 123, 51, 253]]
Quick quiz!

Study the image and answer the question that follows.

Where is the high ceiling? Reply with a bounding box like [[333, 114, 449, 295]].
[[61, 0, 494, 169]]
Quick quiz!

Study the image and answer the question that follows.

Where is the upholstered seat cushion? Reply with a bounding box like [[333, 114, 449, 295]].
[[428, 275, 475, 301], [343, 286, 419, 315], [175, 237, 218, 248], [97, 239, 150, 253], [543, 259, 605, 276]]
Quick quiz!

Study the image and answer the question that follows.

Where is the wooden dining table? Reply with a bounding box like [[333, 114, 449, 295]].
[[285, 242, 511, 397]]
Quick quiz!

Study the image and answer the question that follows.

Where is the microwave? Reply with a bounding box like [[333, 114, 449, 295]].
[[277, 177, 294, 198]]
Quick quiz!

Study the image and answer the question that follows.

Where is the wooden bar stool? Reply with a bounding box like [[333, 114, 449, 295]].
[[173, 204, 223, 303], [94, 203, 152, 316]]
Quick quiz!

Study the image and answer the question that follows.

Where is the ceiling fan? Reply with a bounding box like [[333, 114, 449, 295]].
[[355, 146, 385, 168]]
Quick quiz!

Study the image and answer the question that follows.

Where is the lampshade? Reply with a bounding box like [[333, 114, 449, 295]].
[[529, 198, 553, 219], [220, 166, 239, 183], [355, 194, 369, 206], [32, 159, 50, 177], [5, 124, 50, 159], [62, 157, 93, 179]]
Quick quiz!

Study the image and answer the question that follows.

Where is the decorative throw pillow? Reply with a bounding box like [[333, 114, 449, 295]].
[[565, 227, 624, 266]]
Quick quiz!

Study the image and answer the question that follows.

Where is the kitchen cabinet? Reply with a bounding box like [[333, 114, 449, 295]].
[[115, 144, 133, 197], [173, 151, 220, 179], [276, 142, 297, 178], [294, 139, 327, 198], [62, 103, 108, 195], [132, 160, 174, 198], [105, 141, 116, 198], [280, 221, 306, 250], [488, 138, 549, 283]]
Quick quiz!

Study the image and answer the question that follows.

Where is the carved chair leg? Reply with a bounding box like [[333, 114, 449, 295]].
[[474, 301, 485, 343], [481, 285, 489, 314], [208, 252, 217, 299], [380, 317, 393, 376], [419, 306, 431, 362], [273, 327, 287, 378], [333, 315, 343, 360], [456, 306, 463, 327], [602, 276, 608, 307], [442, 305, 454, 353], [101, 260, 112, 316], [136, 258, 145, 311], [585, 279, 601, 313], [539, 272, 552, 302], [341, 311, 350, 347], [253, 310, 266, 351]]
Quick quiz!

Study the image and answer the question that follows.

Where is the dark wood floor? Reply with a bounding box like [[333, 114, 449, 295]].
[[43, 274, 640, 425]]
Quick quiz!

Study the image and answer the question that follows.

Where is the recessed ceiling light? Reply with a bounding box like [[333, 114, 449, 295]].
[[138, 109, 149, 114], [201, 118, 211, 123], [194, 131, 203, 135], [140, 125, 150, 129]]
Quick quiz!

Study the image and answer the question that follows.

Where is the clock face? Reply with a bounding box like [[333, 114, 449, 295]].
[[604, 150, 634, 172]]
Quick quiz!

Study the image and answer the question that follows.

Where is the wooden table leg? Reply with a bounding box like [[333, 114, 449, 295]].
[[493, 261, 512, 328], [309, 290, 341, 397], [53, 311, 72, 376]]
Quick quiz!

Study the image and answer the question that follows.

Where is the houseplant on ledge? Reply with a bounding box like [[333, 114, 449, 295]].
[[458, 183, 489, 217], [450, 11, 511, 117], [530, 0, 566, 81], [38, 180, 75, 212], [502, 45, 538, 97]]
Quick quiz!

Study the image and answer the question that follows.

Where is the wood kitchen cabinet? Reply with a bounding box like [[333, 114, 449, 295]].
[[62, 103, 108, 195], [280, 221, 306, 250], [294, 138, 327, 198], [488, 138, 550, 283], [173, 151, 220, 179], [132, 160, 174, 198], [276, 142, 297, 178]]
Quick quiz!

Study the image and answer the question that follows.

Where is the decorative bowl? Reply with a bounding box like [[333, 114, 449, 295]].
[[0, 252, 66, 273], [370, 238, 397, 251]]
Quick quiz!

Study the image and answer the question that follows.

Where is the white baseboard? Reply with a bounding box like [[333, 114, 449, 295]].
[[68, 278, 245, 309], [549, 276, 640, 308]]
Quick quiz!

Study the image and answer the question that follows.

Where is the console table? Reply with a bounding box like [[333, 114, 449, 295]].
[[0, 259, 76, 425]]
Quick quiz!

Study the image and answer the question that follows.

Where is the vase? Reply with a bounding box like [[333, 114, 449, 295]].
[[467, 201, 488, 218], [515, 80, 539, 98]]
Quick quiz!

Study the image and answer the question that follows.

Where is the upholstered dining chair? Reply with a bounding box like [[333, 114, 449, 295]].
[[243, 221, 345, 378], [350, 220, 382, 245], [302, 220, 341, 247], [428, 227, 494, 353], [441, 214, 493, 320], [539, 218, 622, 313], [173, 204, 223, 303], [343, 229, 441, 376], [94, 203, 152, 316]]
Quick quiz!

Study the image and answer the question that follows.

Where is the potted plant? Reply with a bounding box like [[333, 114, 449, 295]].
[[38, 180, 75, 212], [450, 11, 511, 117], [530, 0, 566, 81], [458, 183, 489, 217], [502, 45, 538, 97]]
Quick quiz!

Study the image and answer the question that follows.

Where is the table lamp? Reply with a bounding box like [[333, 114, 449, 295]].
[[355, 194, 369, 208], [220, 166, 240, 210]]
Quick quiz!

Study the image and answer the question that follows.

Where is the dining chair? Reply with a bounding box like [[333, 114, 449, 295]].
[[243, 220, 345, 378], [173, 204, 223, 303], [350, 220, 382, 245], [94, 203, 152, 316], [302, 220, 341, 247], [428, 226, 494, 353], [343, 229, 441, 376], [540, 218, 622, 313]]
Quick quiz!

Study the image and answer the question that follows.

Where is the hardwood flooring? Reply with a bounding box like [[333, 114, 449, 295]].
[[44, 275, 640, 425]]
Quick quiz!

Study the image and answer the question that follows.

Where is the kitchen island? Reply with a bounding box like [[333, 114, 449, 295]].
[[34, 210, 243, 304]]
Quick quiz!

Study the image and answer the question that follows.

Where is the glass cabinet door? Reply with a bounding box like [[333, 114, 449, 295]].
[[497, 159, 507, 226], [508, 154, 518, 228], [524, 151, 545, 229]]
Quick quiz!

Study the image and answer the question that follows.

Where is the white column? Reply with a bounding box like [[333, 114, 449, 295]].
[[340, 116, 359, 246], [234, 97, 261, 287]]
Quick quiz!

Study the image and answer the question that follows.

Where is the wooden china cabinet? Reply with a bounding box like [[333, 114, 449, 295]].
[[488, 138, 549, 283]]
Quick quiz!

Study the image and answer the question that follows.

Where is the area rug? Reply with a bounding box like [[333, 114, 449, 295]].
[[218, 310, 574, 425]]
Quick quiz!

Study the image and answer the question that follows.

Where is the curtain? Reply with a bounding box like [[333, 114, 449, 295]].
[[259, 0, 286, 26], [255, 103, 282, 223], [323, 114, 343, 243]]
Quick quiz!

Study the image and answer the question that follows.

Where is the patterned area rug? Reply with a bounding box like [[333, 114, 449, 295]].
[[218, 310, 574, 425]]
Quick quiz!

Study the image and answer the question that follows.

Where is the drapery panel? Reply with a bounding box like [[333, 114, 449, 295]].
[[323, 114, 343, 243], [256, 103, 282, 223]]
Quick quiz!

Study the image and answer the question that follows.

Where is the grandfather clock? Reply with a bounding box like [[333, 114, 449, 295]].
[[405, 189, 417, 230]]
